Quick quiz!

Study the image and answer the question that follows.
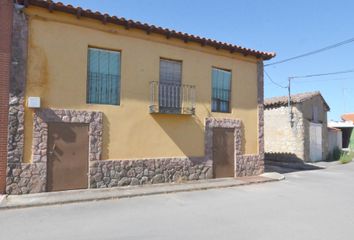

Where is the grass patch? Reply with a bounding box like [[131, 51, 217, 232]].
[[339, 151, 354, 164]]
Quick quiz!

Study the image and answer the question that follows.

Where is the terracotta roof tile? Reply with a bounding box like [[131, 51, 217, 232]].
[[264, 91, 330, 111], [17, 0, 276, 60], [341, 113, 354, 122]]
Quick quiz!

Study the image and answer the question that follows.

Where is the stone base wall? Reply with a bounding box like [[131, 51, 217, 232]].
[[236, 154, 264, 177], [6, 108, 262, 194], [89, 157, 212, 188], [7, 95, 25, 164], [6, 163, 46, 194]]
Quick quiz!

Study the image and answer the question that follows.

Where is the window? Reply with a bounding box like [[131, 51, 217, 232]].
[[87, 48, 121, 105], [211, 67, 231, 112], [159, 59, 182, 113], [159, 58, 182, 84]]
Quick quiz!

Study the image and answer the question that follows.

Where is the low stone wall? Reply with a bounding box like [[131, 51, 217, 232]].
[[89, 158, 212, 188]]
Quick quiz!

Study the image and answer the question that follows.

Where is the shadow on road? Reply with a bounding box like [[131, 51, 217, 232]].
[[264, 160, 324, 174]]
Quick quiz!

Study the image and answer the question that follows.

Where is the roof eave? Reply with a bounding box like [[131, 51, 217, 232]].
[[18, 0, 276, 60]]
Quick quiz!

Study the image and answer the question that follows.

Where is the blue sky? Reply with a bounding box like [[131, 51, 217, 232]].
[[59, 0, 354, 121]]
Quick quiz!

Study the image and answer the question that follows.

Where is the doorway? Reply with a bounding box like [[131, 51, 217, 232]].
[[212, 127, 235, 178], [309, 122, 323, 161], [47, 123, 89, 191]]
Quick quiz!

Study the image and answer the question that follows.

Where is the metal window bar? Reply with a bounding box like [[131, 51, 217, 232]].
[[149, 81, 195, 114], [87, 72, 120, 105], [212, 88, 230, 112]]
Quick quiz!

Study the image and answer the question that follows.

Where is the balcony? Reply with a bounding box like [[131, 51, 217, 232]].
[[149, 81, 196, 115]]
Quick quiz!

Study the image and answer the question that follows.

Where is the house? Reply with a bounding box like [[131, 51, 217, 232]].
[[329, 113, 354, 151], [264, 92, 330, 164], [2, 0, 275, 194]]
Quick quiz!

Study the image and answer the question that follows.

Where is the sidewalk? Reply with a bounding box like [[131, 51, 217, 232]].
[[0, 172, 284, 210]]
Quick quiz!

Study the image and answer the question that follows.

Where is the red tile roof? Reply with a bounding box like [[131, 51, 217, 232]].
[[17, 0, 276, 60], [341, 113, 354, 122], [264, 91, 330, 111]]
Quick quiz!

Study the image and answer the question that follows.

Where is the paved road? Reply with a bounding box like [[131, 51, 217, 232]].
[[1, 162, 354, 240]]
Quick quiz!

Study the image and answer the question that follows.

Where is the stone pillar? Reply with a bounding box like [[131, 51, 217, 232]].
[[0, 0, 13, 193], [257, 61, 265, 170], [6, 5, 28, 194]]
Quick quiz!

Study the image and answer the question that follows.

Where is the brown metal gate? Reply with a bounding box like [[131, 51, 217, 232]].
[[212, 127, 235, 178], [47, 123, 89, 192]]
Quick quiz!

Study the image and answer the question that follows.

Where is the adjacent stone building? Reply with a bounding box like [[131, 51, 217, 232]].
[[264, 92, 330, 164], [5, 0, 275, 194]]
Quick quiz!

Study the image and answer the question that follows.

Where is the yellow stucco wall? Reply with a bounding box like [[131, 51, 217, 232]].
[[23, 7, 260, 163]]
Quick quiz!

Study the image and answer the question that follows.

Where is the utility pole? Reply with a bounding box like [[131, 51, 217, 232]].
[[288, 77, 293, 125], [286, 69, 354, 126]]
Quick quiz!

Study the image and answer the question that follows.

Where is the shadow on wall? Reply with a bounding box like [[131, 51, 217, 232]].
[[265, 152, 323, 173], [48, 123, 77, 144], [151, 114, 204, 157], [47, 122, 81, 160], [40, 109, 77, 144]]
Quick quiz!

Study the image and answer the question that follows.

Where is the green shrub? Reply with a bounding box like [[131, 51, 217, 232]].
[[339, 151, 354, 164]]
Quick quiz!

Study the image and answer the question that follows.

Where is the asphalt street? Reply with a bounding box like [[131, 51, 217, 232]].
[[1, 161, 353, 240]]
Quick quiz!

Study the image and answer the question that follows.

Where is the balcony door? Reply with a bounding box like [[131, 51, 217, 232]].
[[159, 59, 182, 113]]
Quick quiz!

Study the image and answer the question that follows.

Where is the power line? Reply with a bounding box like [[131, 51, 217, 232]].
[[265, 37, 354, 67], [266, 68, 354, 89], [264, 70, 287, 88], [290, 69, 354, 79], [286, 68, 354, 122], [295, 77, 352, 83]]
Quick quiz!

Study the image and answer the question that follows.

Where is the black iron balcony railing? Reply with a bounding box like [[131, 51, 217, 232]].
[[149, 81, 196, 114]]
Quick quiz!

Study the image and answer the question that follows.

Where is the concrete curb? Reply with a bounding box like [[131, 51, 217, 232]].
[[260, 172, 285, 180], [0, 174, 284, 210]]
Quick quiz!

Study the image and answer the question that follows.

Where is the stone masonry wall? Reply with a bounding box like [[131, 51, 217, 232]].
[[236, 154, 264, 177], [264, 105, 305, 161], [6, 6, 30, 194], [90, 157, 212, 188], [7, 95, 25, 164]]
